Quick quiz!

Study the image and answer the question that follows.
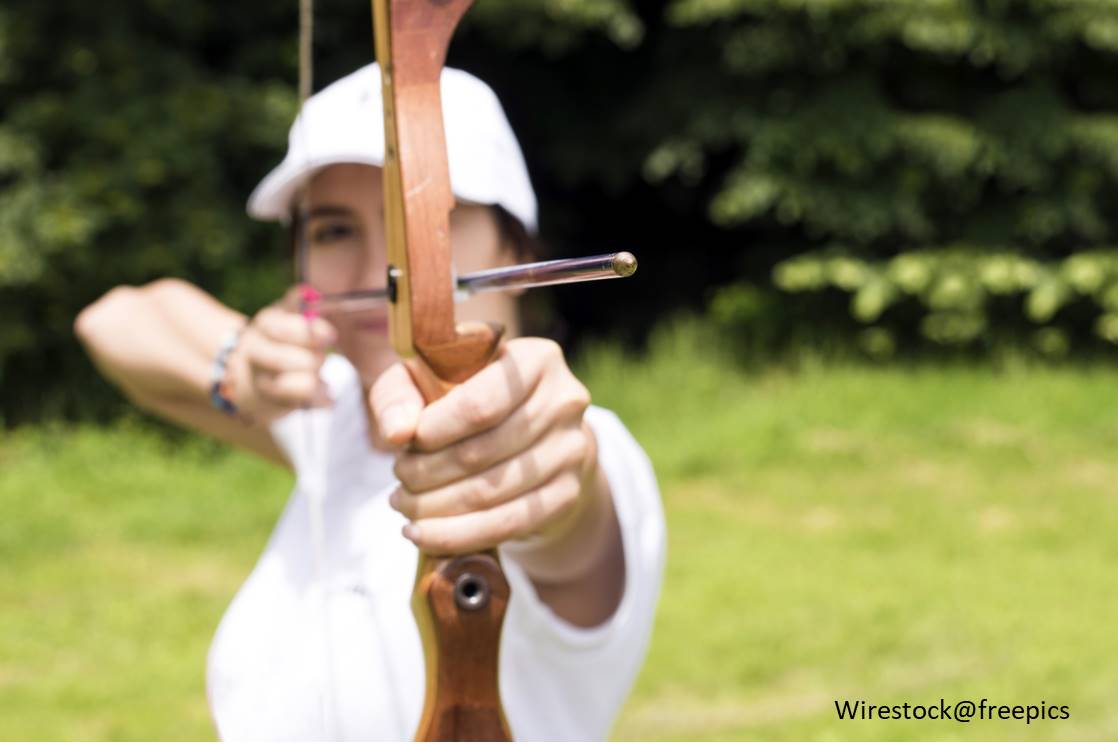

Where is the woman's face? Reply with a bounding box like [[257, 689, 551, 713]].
[[304, 163, 519, 386]]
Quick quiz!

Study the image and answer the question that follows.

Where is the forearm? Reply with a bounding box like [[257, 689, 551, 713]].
[[75, 279, 284, 463], [76, 279, 242, 400], [506, 461, 626, 628]]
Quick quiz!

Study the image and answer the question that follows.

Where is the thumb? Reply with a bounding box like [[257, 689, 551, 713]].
[[368, 361, 424, 449]]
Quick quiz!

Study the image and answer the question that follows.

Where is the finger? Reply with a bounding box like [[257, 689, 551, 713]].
[[256, 301, 337, 350], [243, 331, 326, 375], [278, 284, 306, 311], [394, 396, 554, 491], [279, 284, 319, 315], [402, 471, 583, 555], [254, 368, 332, 409], [369, 362, 424, 447], [395, 363, 589, 492], [390, 426, 588, 520], [411, 339, 558, 451]]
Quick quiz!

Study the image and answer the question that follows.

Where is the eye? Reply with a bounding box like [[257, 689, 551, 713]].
[[310, 220, 358, 244]]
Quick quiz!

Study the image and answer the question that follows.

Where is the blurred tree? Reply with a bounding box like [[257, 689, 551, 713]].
[[0, 1, 301, 421], [654, 0, 1118, 355], [7, 0, 1118, 423]]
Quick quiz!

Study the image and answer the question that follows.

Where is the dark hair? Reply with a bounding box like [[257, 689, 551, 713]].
[[492, 206, 543, 264], [490, 206, 557, 338]]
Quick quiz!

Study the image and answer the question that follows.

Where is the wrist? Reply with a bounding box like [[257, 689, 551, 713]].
[[505, 433, 618, 586], [210, 325, 253, 423]]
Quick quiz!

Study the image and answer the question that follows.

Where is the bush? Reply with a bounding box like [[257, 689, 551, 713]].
[[9, 0, 1118, 422]]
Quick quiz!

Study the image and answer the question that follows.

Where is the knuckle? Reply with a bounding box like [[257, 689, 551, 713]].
[[459, 480, 491, 511], [254, 371, 278, 397], [246, 343, 275, 374], [556, 380, 591, 418], [552, 487, 580, 522], [564, 427, 591, 467], [145, 277, 186, 294], [570, 380, 591, 411], [260, 309, 300, 343], [102, 284, 141, 309], [556, 471, 582, 501], [454, 437, 490, 471], [292, 373, 319, 398], [76, 286, 138, 340], [312, 317, 336, 342], [254, 306, 279, 331], [393, 457, 417, 487], [455, 390, 502, 430], [532, 337, 563, 364], [291, 346, 319, 372], [260, 343, 291, 373], [269, 371, 297, 397]]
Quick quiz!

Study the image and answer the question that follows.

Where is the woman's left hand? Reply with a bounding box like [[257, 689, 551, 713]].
[[368, 337, 604, 562]]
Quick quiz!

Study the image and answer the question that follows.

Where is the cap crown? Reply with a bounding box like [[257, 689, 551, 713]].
[[247, 63, 537, 234]]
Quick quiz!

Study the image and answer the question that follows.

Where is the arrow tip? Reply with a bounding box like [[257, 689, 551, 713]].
[[612, 252, 638, 278]]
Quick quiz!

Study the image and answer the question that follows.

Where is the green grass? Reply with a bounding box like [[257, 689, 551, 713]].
[[4, 338, 1118, 739], [0, 423, 291, 740]]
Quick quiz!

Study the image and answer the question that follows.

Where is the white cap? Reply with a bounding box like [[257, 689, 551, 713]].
[[247, 62, 538, 233]]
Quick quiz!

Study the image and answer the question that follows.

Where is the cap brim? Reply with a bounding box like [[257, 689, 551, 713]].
[[246, 152, 387, 222]]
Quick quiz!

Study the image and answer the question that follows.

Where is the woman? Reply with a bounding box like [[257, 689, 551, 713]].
[[75, 63, 664, 740]]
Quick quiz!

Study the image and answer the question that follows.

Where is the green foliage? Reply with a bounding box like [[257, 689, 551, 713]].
[[644, 0, 1118, 357], [0, 0, 664, 423], [0, 2, 307, 421], [461, 0, 645, 52], [758, 246, 1118, 355], [485, 0, 1118, 356], [10, 1, 1118, 421], [665, 1, 1118, 248]]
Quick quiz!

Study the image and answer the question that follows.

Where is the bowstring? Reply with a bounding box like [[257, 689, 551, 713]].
[[296, 0, 341, 736]]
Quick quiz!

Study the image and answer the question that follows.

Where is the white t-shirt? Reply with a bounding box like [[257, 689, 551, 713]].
[[206, 355, 666, 740]]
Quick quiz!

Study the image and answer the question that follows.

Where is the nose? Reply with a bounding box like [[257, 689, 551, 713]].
[[353, 241, 389, 292]]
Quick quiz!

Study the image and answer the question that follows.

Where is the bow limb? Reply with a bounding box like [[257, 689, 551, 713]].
[[371, 0, 513, 740]]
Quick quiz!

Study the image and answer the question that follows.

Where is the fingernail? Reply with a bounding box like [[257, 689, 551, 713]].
[[388, 489, 401, 509], [402, 524, 419, 542]]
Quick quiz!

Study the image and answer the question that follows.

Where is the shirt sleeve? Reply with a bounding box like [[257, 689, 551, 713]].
[[497, 405, 667, 740]]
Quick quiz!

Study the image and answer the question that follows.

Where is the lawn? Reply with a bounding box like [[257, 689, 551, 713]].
[[3, 341, 1118, 739]]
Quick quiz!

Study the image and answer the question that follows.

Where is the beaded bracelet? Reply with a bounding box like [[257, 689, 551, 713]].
[[209, 326, 245, 415]]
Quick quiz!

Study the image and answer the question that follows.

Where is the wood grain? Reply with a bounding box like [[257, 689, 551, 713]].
[[372, 0, 514, 739]]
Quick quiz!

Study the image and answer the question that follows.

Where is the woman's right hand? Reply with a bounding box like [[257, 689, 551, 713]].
[[228, 287, 338, 423]]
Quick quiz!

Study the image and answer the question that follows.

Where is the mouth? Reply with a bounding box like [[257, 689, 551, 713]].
[[356, 316, 389, 333]]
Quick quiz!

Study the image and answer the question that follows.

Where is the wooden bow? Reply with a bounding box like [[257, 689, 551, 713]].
[[370, 0, 513, 740]]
